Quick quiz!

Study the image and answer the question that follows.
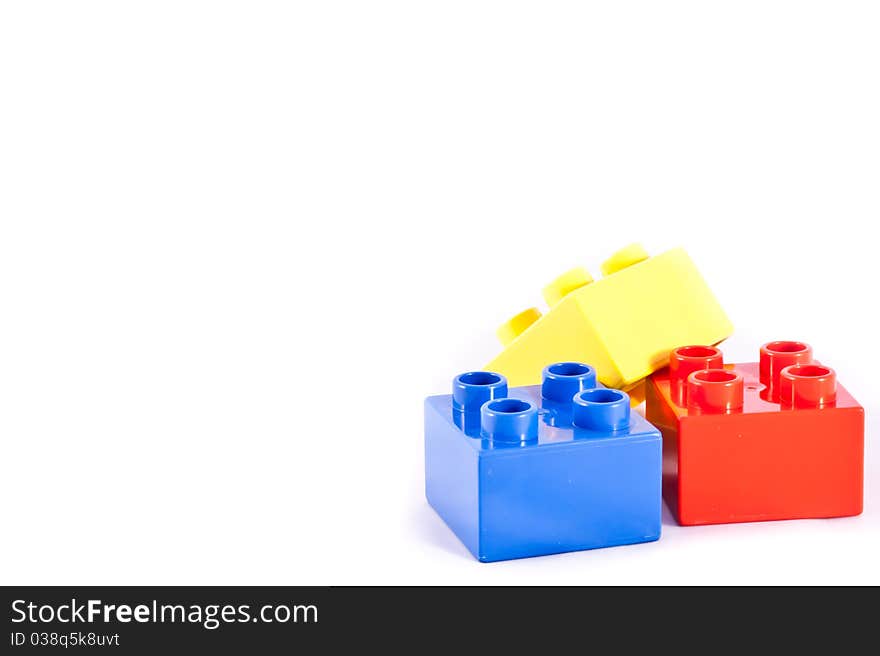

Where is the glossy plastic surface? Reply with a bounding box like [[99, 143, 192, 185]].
[[486, 245, 733, 392], [646, 343, 864, 526], [669, 345, 724, 406], [425, 364, 662, 562]]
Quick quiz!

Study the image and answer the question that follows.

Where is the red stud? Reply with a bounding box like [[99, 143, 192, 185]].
[[686, 369, 744, 414], [669, 345, 724, 407], [759, 341, 813, 402], [779, 364, 837, 409]]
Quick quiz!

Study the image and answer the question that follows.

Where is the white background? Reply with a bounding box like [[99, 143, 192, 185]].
[[1, 2, 878, 585]]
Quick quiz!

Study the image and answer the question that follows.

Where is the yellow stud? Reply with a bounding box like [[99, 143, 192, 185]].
[[497, 308, 542, 346], [542, 267, 594, 307], [601, 243, 650, 276]]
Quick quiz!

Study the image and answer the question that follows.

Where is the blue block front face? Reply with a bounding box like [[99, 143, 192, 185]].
[[425, 366, 662, 562]]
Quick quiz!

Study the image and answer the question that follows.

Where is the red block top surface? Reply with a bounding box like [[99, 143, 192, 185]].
[[651, 362, 861, 417]]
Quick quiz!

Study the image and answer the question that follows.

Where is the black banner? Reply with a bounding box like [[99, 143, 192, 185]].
[[0, 586, 869, 652]]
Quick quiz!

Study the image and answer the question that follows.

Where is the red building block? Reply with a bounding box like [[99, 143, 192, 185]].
[[646, 342, 864, 526]]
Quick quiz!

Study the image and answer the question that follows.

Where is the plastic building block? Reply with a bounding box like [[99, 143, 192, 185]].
[[646, 342, 864, 526], [424, 362, 662, 562], [486, 245, 733, 396]]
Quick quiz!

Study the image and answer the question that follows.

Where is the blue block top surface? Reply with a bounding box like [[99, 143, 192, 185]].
[[425, 383, 660, 457]]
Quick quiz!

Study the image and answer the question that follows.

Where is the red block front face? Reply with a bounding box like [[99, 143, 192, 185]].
[[646, 343, 864, 526]]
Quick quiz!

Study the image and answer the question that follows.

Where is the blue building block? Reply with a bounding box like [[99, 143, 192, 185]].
[[424, 363, 662, 562]]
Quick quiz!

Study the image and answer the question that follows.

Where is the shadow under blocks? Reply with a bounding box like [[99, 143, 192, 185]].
[[646, 341, 864, 526], [424, 363, 662, 562]]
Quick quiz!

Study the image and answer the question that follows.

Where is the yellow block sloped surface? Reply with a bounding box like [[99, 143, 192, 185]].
[[485, 246, 733, 393]]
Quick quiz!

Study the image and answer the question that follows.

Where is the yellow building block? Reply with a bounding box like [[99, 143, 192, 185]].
[[486, 245, 733, 394]]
